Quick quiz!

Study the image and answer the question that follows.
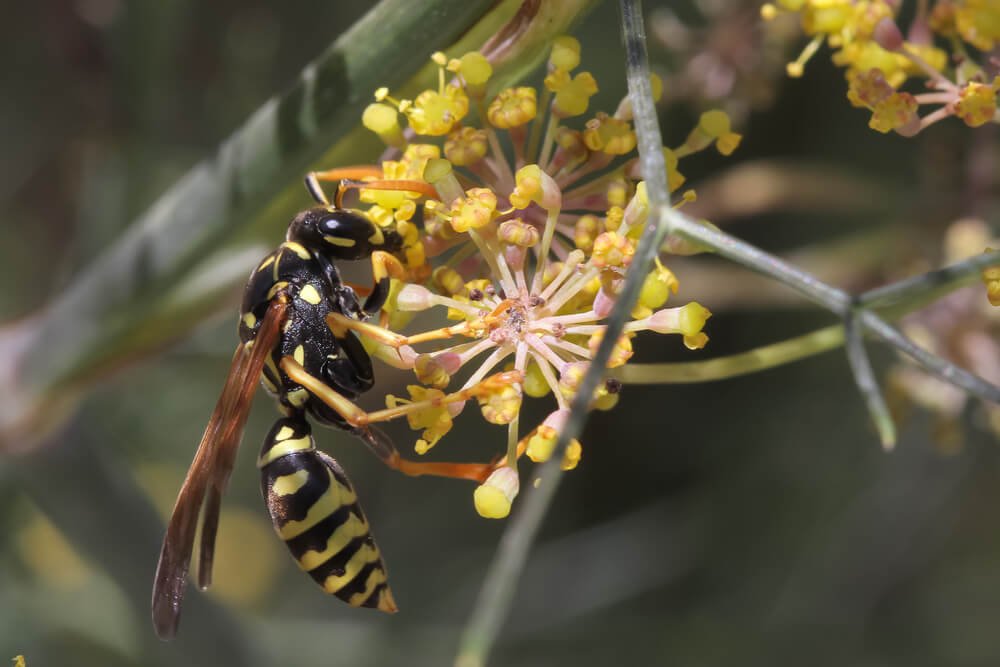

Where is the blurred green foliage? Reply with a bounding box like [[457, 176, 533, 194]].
[[1, 1, 998, 666]]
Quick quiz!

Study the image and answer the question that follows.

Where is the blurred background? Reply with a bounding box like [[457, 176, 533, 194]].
[[1, 0, 998, 665]]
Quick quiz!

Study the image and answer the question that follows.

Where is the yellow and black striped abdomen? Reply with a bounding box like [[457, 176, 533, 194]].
[[258, 418, 396, 613]]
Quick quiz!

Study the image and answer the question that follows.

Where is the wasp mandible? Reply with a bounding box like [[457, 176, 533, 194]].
[[151, 169, 519, 640]]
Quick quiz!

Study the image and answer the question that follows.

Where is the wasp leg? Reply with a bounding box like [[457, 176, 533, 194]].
[[328, 298, 521, 348], [280, 356, 522, 482], [304, 167, 384, 206], [327, 311, 477, 348], [335, 178, 439, 207], [361, 251, 408, 318]]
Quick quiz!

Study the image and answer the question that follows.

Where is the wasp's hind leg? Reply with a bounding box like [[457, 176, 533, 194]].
[[258, 415, 397, 613], [279, 357, 522, 483]]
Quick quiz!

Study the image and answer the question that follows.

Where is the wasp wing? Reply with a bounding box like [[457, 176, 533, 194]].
[[151, 298, 286, 640]]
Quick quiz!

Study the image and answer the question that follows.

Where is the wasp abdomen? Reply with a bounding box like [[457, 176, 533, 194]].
[[258, 418, 397, 613]]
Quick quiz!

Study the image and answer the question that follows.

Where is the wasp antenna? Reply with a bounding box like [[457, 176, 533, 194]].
[[304, 173, 330, 206]]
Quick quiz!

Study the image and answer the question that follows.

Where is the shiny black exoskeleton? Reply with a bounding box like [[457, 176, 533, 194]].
[[239, 207, 402, 432]]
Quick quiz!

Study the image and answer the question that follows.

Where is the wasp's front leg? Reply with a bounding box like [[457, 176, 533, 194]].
[[280, 357, 522, 483]]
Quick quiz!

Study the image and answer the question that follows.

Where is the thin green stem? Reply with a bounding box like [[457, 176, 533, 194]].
[[612, 325, 846, 383], [844, 309, 896, 449], [456, 2, 664, 664], [859, 250, 999, 308], [660, 206, 1000, 404], [614, 251, 997, 393]]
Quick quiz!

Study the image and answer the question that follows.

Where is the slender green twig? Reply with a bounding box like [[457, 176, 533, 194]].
[[660, 208, 1000, 404], [615, 249, 997, 386], [455, 2, 665, 664], [858, 251, 999, 308], [844, 308, 896, 448], [455, 8, 999, 663], [613, 325, 847, 383]]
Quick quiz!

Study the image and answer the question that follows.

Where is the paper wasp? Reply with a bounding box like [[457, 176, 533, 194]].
[[151, 169, 519, 640]]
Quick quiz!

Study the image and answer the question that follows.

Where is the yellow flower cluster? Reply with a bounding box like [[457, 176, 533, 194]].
[[346, 37, 739, 518], [763, 0, 1000, 135]]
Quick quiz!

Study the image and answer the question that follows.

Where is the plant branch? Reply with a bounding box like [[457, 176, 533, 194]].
[[615, 247, 997, 385], [455, 1, 666, 664]]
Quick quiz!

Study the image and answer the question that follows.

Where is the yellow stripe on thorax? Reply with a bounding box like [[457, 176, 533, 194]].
[[283, 241, 312, 260], [299, 284, 322, 305], [323, 234, 356, 248], [276, 472, 358, 540]]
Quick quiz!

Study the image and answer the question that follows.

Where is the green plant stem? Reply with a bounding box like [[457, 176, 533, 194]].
[[613, 325, 847, 383], [455, 2, 665, 664], [455, 7, 1000, 663], [664, 214, 1000, 403], [844, 309, 896, 448], [615, 250, 996, 386]]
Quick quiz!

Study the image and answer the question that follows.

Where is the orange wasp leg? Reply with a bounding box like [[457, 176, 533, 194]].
[[280, 356, 522, 483], [327, 298, 520, 349], [304, 167, 440, 208]]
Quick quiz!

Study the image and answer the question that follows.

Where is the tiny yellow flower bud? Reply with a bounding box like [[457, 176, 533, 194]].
[[786, 62, 805, 78], [458, 51, 492, 85], [591, 231, 635, 269], [587, 329, 634, 368], [551, 71, 599, 118], [509, 164, 561, 210], [450, 188, 498, 233], [561, 440, 582, 470], [646, 302, 711, 335], [549, 35, 581, 71], [414, 353, 451, 389], [638, 265, 678, 310], [593, 390, 619, 411], [558, 361, 588, 401], [388, 386, 454, 453], [478, 383, 523, 425], [684, 332, 710, 350], [407, 85, 470, 136], [474, 467, 520, 519], [607, 178, 629, 208], [604, 206, 624, 232], [955, 82, 998, 128], [650, 73, 663, 102], [433, 266, 466, 295], [523, 360, 551, 398], [396, 284, 435, 311], [488, 87, 537, 129], [526, 425, 558, 463], [663, 148, 686, 193], [677, 302, 712, 337], [983, 249, 1000, 306], [362, 103, 404, 147], [574, 214, 600, 252], [498, 219, 541, 247], [444, 127, 489, 166], [583, 113, 636, 155], [869, 91, 919, 134]]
